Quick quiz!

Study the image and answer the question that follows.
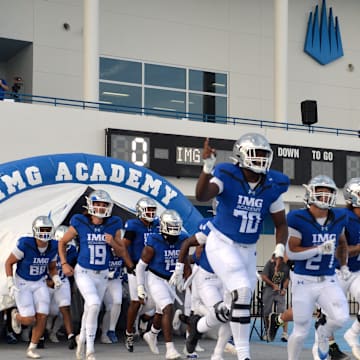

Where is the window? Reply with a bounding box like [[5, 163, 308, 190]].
[[100, 58, 141, 83], [189, 93, 227, 121], [99, 82, 141, 112], [99, 57, 227, 121], [145, 64, 185, 89], [189, 70, 227, 94], [144, 88, 185, 116]]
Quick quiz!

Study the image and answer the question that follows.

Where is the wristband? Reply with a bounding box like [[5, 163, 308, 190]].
[[61, 262, 67, 265]]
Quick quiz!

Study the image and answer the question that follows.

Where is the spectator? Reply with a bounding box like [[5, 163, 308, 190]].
[[261, 245, 290, 342], [0, 78, 9, 100], [11, 76, 23, 101]]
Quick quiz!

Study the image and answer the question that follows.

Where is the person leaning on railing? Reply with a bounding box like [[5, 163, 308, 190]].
[[0, 78, 9, 100]]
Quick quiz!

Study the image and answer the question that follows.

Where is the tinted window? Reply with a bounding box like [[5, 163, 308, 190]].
[[145, 88, 185, 116], [100, 58, 142, 84], [189, 70, 227, 94], [99, 82, 141, 111], [145, 64, 185, 89], [189, 93, 227, 120]]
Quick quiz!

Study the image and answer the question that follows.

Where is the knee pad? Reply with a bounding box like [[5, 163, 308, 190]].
[[230, 288, 252, 324], [214, 301, 230, 323]]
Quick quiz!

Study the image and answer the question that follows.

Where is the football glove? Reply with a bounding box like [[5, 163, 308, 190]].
[[318, 239, 335, 255], [339, 265, 352, 281], [7, 276, 19, 299], [137, 285, 147, 302], [52, 275, 63, 290], [169, 262, 184, 292]]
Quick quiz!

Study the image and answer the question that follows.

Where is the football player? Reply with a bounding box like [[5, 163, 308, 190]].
[[58, 190, 123, 360], [136, 209, 188, 360], [194, 133, 289, 360], [5, 216, 60, 359]]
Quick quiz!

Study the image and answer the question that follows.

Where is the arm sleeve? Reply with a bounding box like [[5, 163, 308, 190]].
[[286, 242, 320, 260], [195, 231, 207, 245], [135, 259, 148, 287], [209, 177, 223, 194], [269, 195, 285, 213]]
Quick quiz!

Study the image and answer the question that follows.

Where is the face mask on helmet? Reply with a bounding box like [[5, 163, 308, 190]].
[[303, 175, 337, 209], [136, 197, 157, 222], [32, 216, 55, 242], [160, 210, 182, 244], [86, 190, 113, 218], [343, 177, 360, 208], [230, 133, 273, 174]]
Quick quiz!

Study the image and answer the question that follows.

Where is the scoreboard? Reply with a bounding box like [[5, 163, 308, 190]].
[[106, 128, 360, 187]]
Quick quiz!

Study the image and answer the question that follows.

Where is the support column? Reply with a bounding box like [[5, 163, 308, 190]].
[[83, 0, 99, 102], [274, 0, 288, 122]]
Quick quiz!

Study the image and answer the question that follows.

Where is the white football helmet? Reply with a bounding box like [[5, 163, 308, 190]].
[[32, 216, 55, 242], [54, 225, 69, 241], [136, 197, 157, 222], [86, 190, 113, 218], [54, 225, 77, 249], [231, 133, 273, 174], [160, 210, 182, 237], [343, 177, 360, 207], [303, 175, 337, 209]]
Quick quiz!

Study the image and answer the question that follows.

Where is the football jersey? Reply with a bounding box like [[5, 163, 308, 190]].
[[124, 217, 159, 263], [344, 208, 360, 272], [55, 244, 78, 280], [146, 230, 188, 280], [197, 218, 214, 273], [288, 208, 347, 276], [71, 213, 123, 271], [15, 237, 58, 281], [109, 251, 125, 280], [211, 163, 289, 244]]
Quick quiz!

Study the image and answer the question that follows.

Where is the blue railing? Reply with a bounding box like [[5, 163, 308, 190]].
[[4, 92, 359, 138]]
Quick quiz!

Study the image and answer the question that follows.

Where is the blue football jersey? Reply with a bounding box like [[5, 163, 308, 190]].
[[288, 208, 348, 276], [344, 208, 360, 272], [211, 164, 289, 244], [146, 230, 188, 280], [124, 217, 159, 263], [15, 237, 58, 281], [71, 214, 123, 271], [109, 251, 125, 280], [55, 244, 78, 280], [197, 218, 214, 273]]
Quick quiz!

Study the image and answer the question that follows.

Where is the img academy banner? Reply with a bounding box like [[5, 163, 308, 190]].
[[0, 153, 203, 309]]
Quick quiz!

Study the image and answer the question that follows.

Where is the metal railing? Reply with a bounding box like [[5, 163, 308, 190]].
[[3, 92, 359, 138]]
